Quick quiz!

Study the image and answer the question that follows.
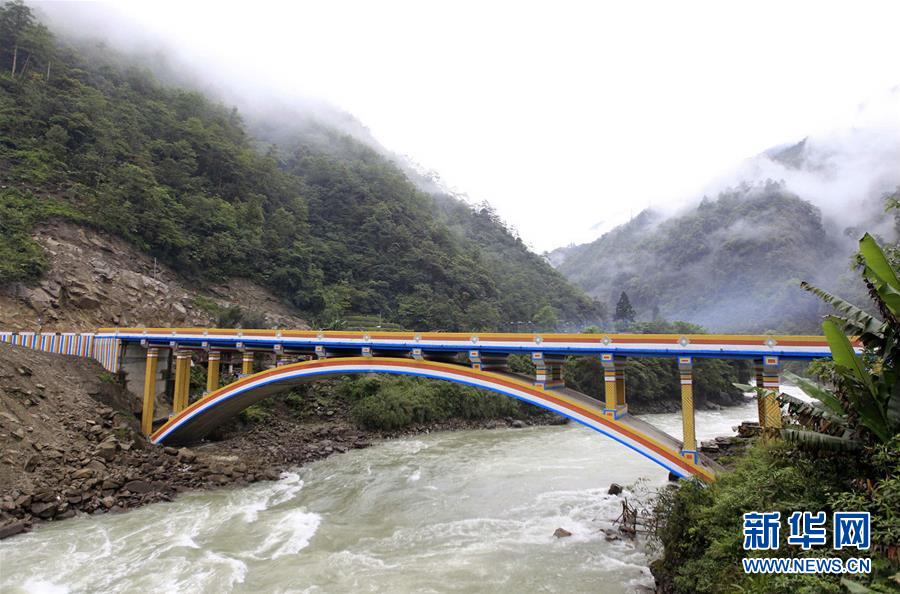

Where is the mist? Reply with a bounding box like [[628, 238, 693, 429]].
[[20, 1, 900, 333], [26, 0, 900, 254]]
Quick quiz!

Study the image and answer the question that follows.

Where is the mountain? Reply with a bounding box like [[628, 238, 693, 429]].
[[550, 121, 900, 332], [0, 1, 603, 332]]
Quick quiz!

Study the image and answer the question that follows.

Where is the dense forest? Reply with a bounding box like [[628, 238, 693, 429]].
[[0, 1, 747, 416], [0, 1, 602, 331]]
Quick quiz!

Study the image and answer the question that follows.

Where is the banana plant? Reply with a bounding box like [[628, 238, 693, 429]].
[[796, 233, 900, 445]]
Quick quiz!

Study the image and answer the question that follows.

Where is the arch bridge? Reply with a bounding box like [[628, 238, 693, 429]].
[[1, 328, 852, 482]]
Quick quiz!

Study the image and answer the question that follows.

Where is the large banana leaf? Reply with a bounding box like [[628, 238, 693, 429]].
[[778, 392, 849, 432], [782, 370, 845, 416], [800, 281, 883, 338], [824, 319, 874, 391], [860, 233, 900, 316], [823, 319, 890, 442], [780, 428, 862, 452], [869, 276, 900, 318], [860, 233, 900, 292]]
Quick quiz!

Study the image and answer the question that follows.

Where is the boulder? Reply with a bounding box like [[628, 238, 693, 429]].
[[96, 441, 118, 462], [101, 477, 122, 490], [0, 520, 27, 540], [23, 455, 39, 472], [29, 501, 57, 518], [123, 480, 152, 494], [607, 483, 623, 496], [553, 528, 572, 538], [71, 468, 93, 480], [176, 448, 197, 463]]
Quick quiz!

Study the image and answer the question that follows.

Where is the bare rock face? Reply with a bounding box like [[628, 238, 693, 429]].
[[0, 221, 310, 332]]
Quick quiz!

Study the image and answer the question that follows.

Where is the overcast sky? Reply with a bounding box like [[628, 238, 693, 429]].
[[39, 1, 900, 251]]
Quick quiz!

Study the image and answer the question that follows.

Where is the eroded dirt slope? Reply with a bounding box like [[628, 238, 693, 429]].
[[0, 220, 309, 331]]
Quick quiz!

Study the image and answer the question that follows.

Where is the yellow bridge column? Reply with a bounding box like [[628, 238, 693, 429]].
[[141, 347, 159, 436], [754, 361, 767, 428], [242, 351, 254, 375], [761, 355, 782, 432], [206, 350, 221, 393], [678, 356, 697, 461], [600, 354, 621, 417], [530, 353, 564, 389], [173, 349, 191, 414], [615, 358, 627, 410], [531, 352, 547, 388], [276, 352, 295, 367]]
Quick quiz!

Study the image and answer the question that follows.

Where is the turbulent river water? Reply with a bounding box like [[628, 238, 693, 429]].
[[0, 395, 778, 593]]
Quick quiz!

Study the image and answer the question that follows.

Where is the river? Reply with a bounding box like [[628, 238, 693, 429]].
[[0, 396, 772, 593]]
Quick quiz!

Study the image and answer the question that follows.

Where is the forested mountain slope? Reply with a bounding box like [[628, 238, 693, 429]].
[[0, 1, 602, 331], [553, 183, 865, 332]]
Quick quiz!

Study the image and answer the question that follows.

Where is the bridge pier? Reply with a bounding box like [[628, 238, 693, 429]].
[[601, 354, 627, 418], [678, 356, 697, 461], [241, 351, 254, 375], [467, 350, 509, 372], [276, 353, 296, 366], [207, 350, 220, 393], [141, 347, 160, 435], [531, 352, 564, 389], [173, 349, 191, 413], [756, 356, 782, 433]]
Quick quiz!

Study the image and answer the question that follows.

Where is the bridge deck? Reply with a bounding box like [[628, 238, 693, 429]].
[[91, 328, 849, 360]]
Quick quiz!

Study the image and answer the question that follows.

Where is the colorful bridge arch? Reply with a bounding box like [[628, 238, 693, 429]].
[[150, 356, 717, 482]]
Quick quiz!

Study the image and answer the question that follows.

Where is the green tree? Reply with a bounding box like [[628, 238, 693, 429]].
[[0, 0, 33, 77], [614, 291, 636, 324], [532, 304, 559, 331]]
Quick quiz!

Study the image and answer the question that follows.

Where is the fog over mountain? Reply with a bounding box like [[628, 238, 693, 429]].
[[550, 91, 900, 332], [17, 1, 900, 334]]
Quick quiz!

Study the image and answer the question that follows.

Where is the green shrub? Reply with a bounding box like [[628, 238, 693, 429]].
[[651, 439, 900, 593], [345, 376, 527, 430], [239, 404, 269, 424], [0, 189, 83, 283]]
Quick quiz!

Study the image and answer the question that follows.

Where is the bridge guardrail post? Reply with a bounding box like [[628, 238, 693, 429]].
[[678, 356, 698, 462]]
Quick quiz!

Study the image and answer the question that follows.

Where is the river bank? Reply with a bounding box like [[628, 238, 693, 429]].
[[0, 342, 565, 540], [0, 402, 763, 593], [0, 339, 748, 542]]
